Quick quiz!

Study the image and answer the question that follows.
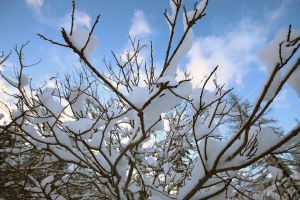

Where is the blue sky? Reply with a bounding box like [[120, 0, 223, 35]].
[[0, 0, 300, 131]]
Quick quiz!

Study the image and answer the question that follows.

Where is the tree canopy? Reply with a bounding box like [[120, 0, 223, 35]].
[[1, 0, 300, 199]]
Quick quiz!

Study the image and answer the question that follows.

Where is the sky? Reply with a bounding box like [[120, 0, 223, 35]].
[[0, 0, 300, 131]]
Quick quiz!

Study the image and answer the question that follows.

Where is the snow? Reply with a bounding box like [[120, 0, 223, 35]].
[[54, 127, 73, 147], [259, 31, 282, 101], [68, 85, 88, 117], [21, 123, 57, 145], [259, 28, 300, 101], [126, 86, 153, 108], [146, 156, 157, 167], [150, 193, 171, 200], [222, 126, 281, 168], [200, 138, 226, 169], [196, 0, 208, 14], [166, 0, 177, 32], [64, 118, 95, 135], [262, 70, 282, 101], [43, 155, 59, 164], [125, 81, 192, 130], [162, 115, 170, 132], [256, 127, 281, 154], [287, 64, 300, 97], [157, 76, 178, 86], [116, 156, 129, 184], [20, 74, 29, 87], [87, 131, 103, 148], [259, 29, 287, 69], [50, 194, 66, 200], [38, 88, 64, 117], [268, 166, 283, 180], [5, 73, 28, 88], [164, 29, 193, 76], [173, 81, 193, 98], [4, 181, 14, 188], [162, 163, 170, 174], [274, 124, 300, 152], [142, 81, 192, 129], [49, 145, 80, 163], [69, 26, 98, 55], [184, 0, 207, 30], [41, 175, 54, 188], [0, 113, 4, 120], [24, 187, 42, 193], [194, 117, 220, 140], [191, 88, 217, 110], [178, 159, 205, 199]]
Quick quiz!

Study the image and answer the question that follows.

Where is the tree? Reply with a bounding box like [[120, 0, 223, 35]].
[[1, 0, 300, 199], [226, 95, 300, 199]]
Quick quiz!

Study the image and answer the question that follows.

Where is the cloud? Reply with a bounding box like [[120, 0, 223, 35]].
[[25, 0, 44, 8], [25, 0, 55, 26], [129, 10, 151, 38], [186, 3, 287, 90], [60, 10, 92, 30], [25, 0, 92, 31], [0, 61, 15, 120], [273, 90, 290, 109], [0, 61, 13, 72]]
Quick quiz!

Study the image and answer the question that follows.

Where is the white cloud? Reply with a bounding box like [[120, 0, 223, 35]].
[[273, 90, 290, 109], [60, 10, 92, 30], [186, 3, 286, 90], [26, 0, 92, 31], [25, 0, 44, 8], [0, 61, 13, 72], [0, 61, 15, 120], [129, 10, 151, 38]]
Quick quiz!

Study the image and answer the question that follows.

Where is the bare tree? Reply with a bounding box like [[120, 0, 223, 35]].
[[1, 0, 300, 199]]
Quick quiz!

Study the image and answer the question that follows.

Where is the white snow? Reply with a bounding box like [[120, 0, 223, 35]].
[[125, 81, 192, 131], [166, 0, 177, 32], [262, 70, 282, 101], [191, 88, 216, 110], [162, 115, 170, 132], [256, 127, 281, 154], [24, 186, 42, 193], [50, 194, 66, 200], [164, 29, 193, 76], [142, 81, 192, 129], [287, 64, 300, 97], [38, 88, 64, 117], [41, 175, 54, 188], [54, 127, 73, 147], [146, 156, 157, 166], [68, 85, 88, 118], [178, 159, 205, 199], [87, 131, 103, 148], [157, 76, 178, 86], [64, 118, 95, 135], [184, 0, 207, 31], [194, 118, 215, 140], [126, 86, 153, 108], [259, 28, 300, 101], [268, 166, 283, 180], [274, 124, 300, 152], [259, 29, 287, 69], [20, 74, 29, 87], [5, 73, 28, 88], [69, 26, 98, 55], [49, 145, 80, 163]]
